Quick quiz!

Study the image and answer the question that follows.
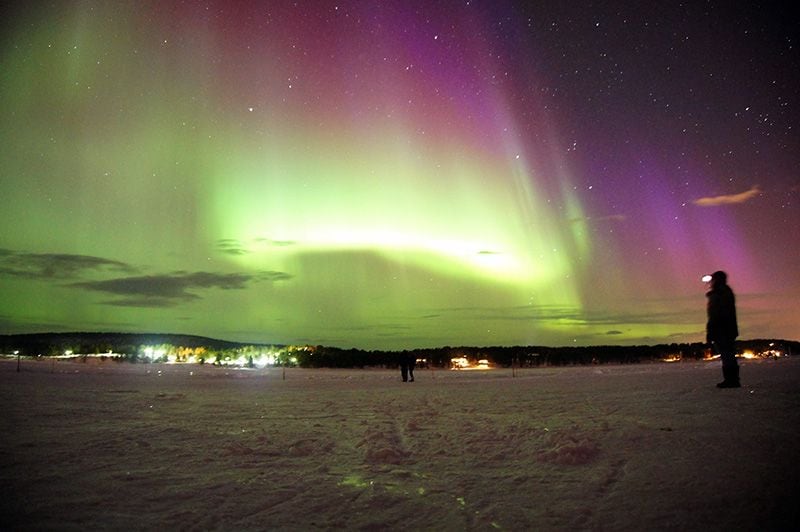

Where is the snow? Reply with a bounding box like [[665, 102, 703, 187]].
[[1, 357, 798, 530]]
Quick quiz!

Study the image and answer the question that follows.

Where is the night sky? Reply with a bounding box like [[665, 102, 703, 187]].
[[1, 1, 797, 350]]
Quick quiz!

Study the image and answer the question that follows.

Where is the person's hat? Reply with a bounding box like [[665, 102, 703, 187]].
[[711, 271, 727, 282]]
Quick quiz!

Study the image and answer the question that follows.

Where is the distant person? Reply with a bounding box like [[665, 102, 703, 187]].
[[705, 270, 740, 388], [400, 353, 415, 382]]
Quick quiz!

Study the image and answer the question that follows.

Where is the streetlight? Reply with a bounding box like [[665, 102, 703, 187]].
[[14, 350, 20, 372]]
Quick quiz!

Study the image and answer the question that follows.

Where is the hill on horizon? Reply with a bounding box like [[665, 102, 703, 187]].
[[0, 331, 278, 355]]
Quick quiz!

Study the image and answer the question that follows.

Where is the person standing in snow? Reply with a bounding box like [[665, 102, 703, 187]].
[[399, 353, 415, 382], [705, 270, 740, 388]]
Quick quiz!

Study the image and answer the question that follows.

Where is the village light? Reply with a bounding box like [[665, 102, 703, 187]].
[[450, 357, 469, 369]]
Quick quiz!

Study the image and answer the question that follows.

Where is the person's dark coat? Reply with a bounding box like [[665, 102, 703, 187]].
[[706, 281, 738, 343]]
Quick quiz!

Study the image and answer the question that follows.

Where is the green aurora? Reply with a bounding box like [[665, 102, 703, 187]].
[[2, 2, 797, 348]]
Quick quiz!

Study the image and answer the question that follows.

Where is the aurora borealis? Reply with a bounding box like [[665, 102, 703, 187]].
[[1, 1, 797, 349]]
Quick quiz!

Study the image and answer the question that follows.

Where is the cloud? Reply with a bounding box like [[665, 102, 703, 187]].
[[692, 185, 761, 207], [216, 239, 249, 256], [73, 271, 252, 297], [0, 313, 85, 333], [101, 296, 192, 308], [71, 270, 292, 307], [0, 248, 293, 307], [256, 271, 294, 282], [432, 303, 699, 328], [218, 237, 298, 255], [0, 249, 136, 279], [254, 237, 297, 247], [434, 305, 583, 322]]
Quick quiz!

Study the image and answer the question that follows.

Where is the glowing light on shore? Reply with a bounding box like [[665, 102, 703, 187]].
[[450, 357, 493, 370]]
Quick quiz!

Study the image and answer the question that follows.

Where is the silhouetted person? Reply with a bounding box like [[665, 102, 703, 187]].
[[706, 270, 740, 388], [400, 353, 415, 382]]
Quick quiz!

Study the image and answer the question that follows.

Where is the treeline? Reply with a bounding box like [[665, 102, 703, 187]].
[[1, 333, 795, 368], [295, 339, 796, 368]]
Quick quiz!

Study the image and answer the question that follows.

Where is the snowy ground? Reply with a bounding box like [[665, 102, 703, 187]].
[[1, 356, 798, 531]]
